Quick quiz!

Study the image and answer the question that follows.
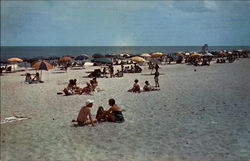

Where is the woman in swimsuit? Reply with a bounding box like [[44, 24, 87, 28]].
[[96, 98, 124, 123]]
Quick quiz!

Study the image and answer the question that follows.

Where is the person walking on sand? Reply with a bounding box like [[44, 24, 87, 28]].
[[96, 98, 124, 123], [72, 99, 97, 126], [154, 70, 160, 88]]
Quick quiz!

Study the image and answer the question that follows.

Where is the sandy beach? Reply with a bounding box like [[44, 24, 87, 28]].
[[1, 58, 250, 161]]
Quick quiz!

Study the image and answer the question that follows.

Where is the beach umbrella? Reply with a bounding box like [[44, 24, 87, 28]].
[[7, 57, 23, 63], [92, 53, 104, 58], [75, 54, 89, 60], [176, 53, 184, 57], [32, 60, 53, 76], [151, 52, 164, 58], [7, 57, 23, 71], [32, 60, 53, 70], [190, 53, 202, 58], [140, 53, 151, 58], [203, 53, 213, 57], [91, 58, 113, 64], [59, 56, 72, 62], [130, 56, 146, 63]]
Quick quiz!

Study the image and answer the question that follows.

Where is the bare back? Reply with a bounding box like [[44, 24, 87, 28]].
[[77, 106, 90, 122]]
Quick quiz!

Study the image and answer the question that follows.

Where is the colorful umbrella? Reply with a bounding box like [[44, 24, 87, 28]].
[[151, 52, 164, 58], [176, 53, 184, 57], [140, 53, 151, 58], [190, 53, 202, 58], [7, 57, 23, 63], [32, 60, 53, 77], [32, 60, 53, 70], [59, 56, 72, 62], [130, 56, 146, 63]]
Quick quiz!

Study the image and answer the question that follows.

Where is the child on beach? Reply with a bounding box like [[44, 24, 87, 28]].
[[128, 79, 141, 93], [143, 81, 160, 91], [72, 99, 97, 126], [25, 73, 32, 84], [96, 98, 124, 123], [32, 72, 44, 83]]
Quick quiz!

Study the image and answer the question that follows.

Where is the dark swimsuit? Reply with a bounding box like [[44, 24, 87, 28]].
[[112, 111, 124, 123]]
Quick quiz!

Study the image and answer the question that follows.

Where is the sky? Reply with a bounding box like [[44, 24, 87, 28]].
[[1, 1, 250, 46]]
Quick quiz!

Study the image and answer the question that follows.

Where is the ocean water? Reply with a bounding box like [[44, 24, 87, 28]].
[[1, 46, 250, 60]]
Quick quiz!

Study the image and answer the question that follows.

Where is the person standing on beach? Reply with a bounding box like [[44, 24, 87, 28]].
[[109, 65, 114, 78], [154, 70, 160, 88], [72, 99, 97, 126]]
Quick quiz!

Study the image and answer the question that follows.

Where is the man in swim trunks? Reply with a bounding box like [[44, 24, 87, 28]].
[[73, 99, 97, 126], [96, 98, 124, 123]]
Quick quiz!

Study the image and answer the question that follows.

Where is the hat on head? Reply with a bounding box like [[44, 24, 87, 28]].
[[86, 99, 94, 105]]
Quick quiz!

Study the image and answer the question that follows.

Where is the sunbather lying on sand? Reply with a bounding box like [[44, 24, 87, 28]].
[[128, 79, 141, 93], [72, 99, 97, 126], [96, 98, 124, 123]]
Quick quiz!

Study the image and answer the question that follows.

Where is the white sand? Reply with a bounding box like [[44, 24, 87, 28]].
[[1, 59, 250, 161]]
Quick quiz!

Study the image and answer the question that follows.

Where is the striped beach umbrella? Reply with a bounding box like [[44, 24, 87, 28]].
[[32, 60, 53, 76], [32, 60, 53, 70]]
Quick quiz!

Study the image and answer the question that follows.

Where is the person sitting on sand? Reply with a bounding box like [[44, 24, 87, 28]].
[[96, 98, 124, 123], [80, 82, 93, 95], [25, 73, 32, 84], [143, 81, 152, 91], [63, 79, 76, 96], [128, 79, 141, 93], [90, 80, 97, 92], [143, 81, 159, 91], [92, 77, 98, 86], [114, 69, 123, 77], [73, 79, 80, 90], [72, 99, 97, 126], [32, 72, 43, 83]]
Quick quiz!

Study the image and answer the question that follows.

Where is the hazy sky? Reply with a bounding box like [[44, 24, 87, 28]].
[[1, 1, 250, 46]]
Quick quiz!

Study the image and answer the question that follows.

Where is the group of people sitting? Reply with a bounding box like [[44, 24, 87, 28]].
[[63, 77, 98, 96], [128, 79, 160, 93], [25, 72, 44, 84], [72, 98, 124, 126], [123, 64, 142, 73]]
